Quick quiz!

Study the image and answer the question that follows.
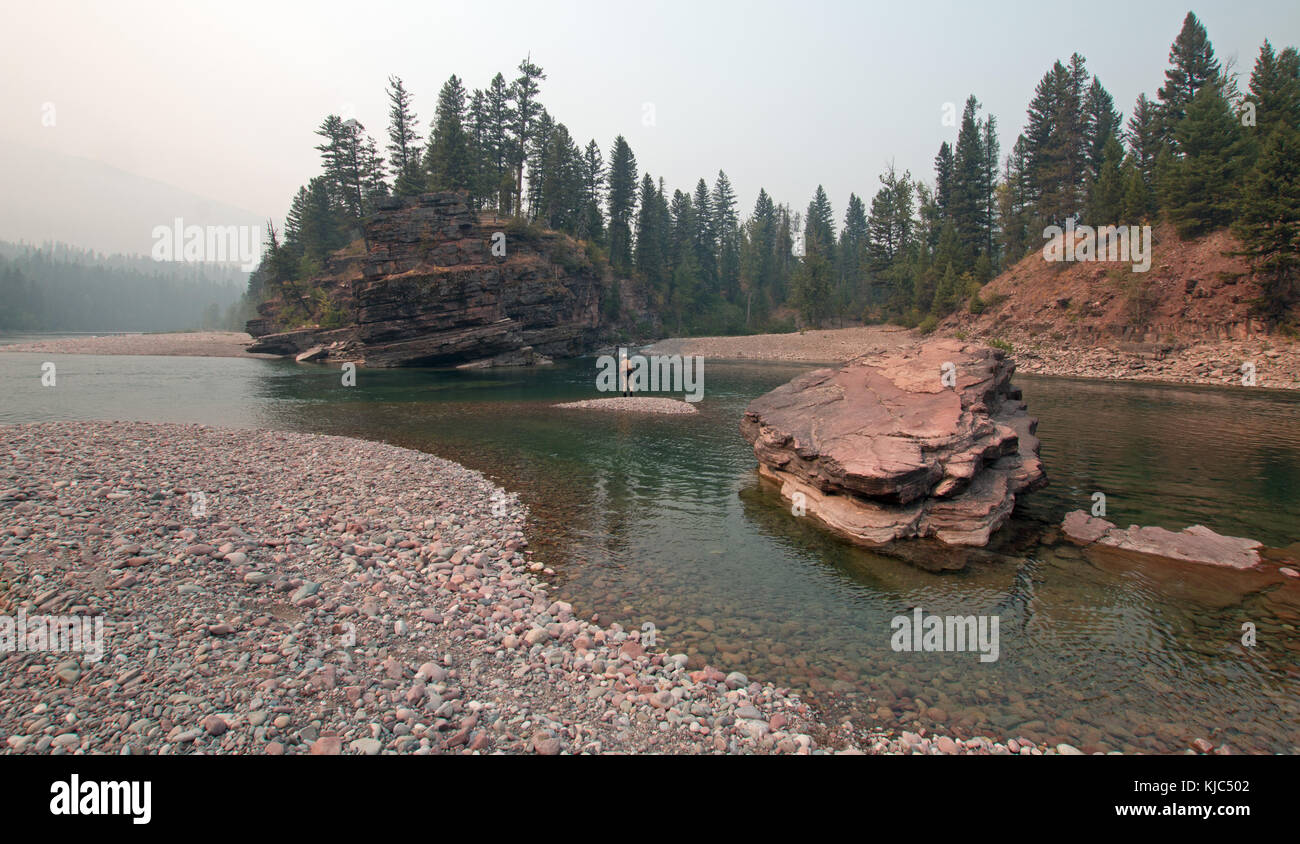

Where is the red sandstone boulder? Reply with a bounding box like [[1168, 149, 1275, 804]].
[[739, 338, 1046, 546]]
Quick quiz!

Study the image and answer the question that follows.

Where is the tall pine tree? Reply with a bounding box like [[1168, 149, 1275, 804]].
[[606, 136, 637, 272], [386, 76, 423, 196]]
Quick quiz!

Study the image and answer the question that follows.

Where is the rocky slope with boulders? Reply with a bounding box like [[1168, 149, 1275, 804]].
[[740, 338, 1046, 548], [942, 223, 1300, 389], [247, 193, 610, 368]]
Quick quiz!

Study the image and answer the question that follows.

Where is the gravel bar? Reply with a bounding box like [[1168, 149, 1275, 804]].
[[0, 331, 269, 359], [553, 397, 699, 414], [0, 421, 1091, 755]]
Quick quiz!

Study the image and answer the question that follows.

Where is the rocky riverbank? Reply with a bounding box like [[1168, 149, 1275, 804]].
[[1, 421, 1199, 755], [648, 326, 1300, 391], [0, 421, 824, 754], [647, 325, 915, 364], [0, 331, 269, 359], [991, 332, 1300, 391]]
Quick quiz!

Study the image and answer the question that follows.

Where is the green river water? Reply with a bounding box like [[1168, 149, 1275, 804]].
[[1, 348, 1297, 752]]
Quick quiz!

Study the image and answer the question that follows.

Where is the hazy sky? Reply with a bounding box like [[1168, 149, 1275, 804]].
[[3, 0, 1299, 240]]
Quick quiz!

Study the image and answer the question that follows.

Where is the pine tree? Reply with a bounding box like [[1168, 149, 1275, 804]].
[[1121, 154, 1155, 222], [288, 176, 345, 261], [933, 142, 954, 220], [838, 192, 869, 313], [606, 136, 637, 272], [533, 121, 583, 232], [776, 204, 796, 292], [691, 178, 717, 291], [741, 189, 778, 321], [712, 171, 740, 299], [1125, 93, 1163, 194], [866, 188, 892, 274], [1022, 65, 1060, 220], [634, 173, 667, 290], [1246, 41, 1300, 140], [1082, 77, 1122, 182], [314, 114, 347, 207], [466, 88, 491, 208], [483, 73, 515, 213], [1234, 120, 1300, 323], [867, 164, 914, 272], [669, 190, 694, 268], [931, 262, 960, 316], [579, 140, 605, 243], [1022, 57, 1089, 228], [667, 190, 702, 326], [998, 136, 1034, 261], [791, 234, 833, 327], [523, 109, 555, 217], [1086, 136, 1125, 224], [1060, 53, 1091, 219], [1158, 11, 1222, 144], [712, 171, 738, 231], [425, 75, 474, 194], [670, 246, 704, 333], [980, 115, 1000, 265], [284, 185, 309, 258], [805, 185, 835, 261], [950, 95, 986, 267], [1160, 84, 1246, 238], [508, 56, 546, 217], [360, 134, 388, 213], [386, 76, 423, 196], [315, 115, 370, 222]]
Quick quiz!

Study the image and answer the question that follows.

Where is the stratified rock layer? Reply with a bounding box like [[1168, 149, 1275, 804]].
[[1061, 511, 1263, 570], [739, 338, 1046, 546], [248, 193, 602, 367]]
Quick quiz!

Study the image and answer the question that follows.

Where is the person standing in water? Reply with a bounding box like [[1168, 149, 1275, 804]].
[[620, 347, 634, 396]]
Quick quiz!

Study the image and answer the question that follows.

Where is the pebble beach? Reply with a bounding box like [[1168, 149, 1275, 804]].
[[0, 421, 1131, 755], [0, 331, 265, 359], [0, 421, 825, 755]]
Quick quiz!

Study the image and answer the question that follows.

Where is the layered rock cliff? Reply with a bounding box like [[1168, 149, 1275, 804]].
[[247, 193, 608, 367]]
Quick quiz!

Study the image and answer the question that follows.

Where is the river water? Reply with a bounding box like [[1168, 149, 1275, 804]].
[[2, 349, 1297, 752]]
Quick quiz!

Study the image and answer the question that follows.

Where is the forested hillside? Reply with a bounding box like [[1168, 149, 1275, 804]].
[[0, 241, 249, 332], [249, 11, 1299, 340]]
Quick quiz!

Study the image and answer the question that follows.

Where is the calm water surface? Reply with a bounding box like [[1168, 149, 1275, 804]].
[[2, 349, 1297, 752]]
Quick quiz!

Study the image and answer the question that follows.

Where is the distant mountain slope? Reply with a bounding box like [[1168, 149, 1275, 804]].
[[0, 141, 265, 259]]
